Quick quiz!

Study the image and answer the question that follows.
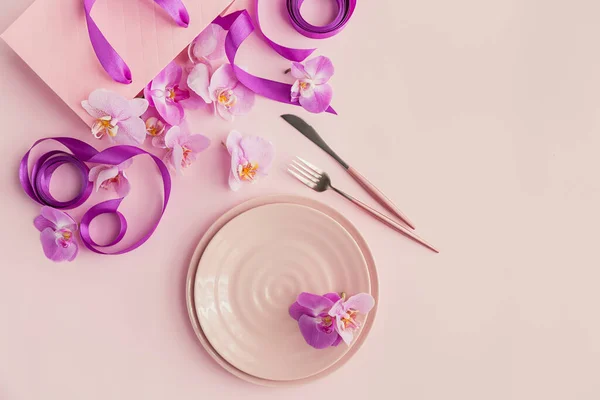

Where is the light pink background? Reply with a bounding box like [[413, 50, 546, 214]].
[[1, 0, 600, 399]]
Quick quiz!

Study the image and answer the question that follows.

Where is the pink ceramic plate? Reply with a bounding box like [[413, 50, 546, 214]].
[[186, 195, 379, 386]]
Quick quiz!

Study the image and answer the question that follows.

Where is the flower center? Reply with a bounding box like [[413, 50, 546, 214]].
[[145, 117, 165, 137], [340, 309, 359, 329], [217, 89, 237, 109], [165, 85, 190, 103], [92, 116, 119, 139], [56, 228, 73, 248], [181, 146, 193, 167], [238, 161, 258, 181], [299, 80, 314, 94]]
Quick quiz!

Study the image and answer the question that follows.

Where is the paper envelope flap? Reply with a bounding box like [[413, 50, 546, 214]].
[[2, 0, 234, 124]]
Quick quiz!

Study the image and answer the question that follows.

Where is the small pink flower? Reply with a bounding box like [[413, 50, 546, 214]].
[[163, 126, 211, 174], [144, 62, 191, 126], [81, 89, 149, 145], [188, 23, 227, 63], [141, 107, 170, 148], [328, 293, 375, 345], [187, 63, 255, 121], [88, 159, 133, 198], [34, 207, 79, 262], [225, 130, 275, 191], [290, 56, 334, 113]]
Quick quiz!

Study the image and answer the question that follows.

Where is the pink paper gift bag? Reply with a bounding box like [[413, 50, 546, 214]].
[[1, 0, 234, 125]]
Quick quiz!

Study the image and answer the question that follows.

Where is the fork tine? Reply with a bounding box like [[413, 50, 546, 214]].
[[288, 168, 316, 188], [289, 164, 319, 183], [296, 156, 323, 174], [291, 159, 321, 179]]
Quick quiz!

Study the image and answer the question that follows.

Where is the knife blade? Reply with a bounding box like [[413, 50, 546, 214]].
[[280, 114, 349, 169]]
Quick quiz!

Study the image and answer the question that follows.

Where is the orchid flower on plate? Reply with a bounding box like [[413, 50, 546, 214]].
[[290, 56, 334, 113], [81, 89, 149, 145], [188, 23, 227, 64], [290, 292, 375, 349], [289, 292, 343, 349], [88, 159, 133, 198], [144, 62, 191, 126], [187, 63, 255, 121], [328, 293, 375, 345], [225, 130, 274, 191], [34, 207, 79, 262], [163, 125, 211, 174]]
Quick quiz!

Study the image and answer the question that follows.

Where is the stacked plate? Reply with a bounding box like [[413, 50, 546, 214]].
[[186, 195, 379, 386]]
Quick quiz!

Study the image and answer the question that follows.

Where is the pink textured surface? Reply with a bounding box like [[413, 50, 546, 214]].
[[1, 0, 600, 399], [1, 0, 233, 124]]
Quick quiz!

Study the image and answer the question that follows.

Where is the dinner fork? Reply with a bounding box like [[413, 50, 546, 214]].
[[288, 157, 439, 253]]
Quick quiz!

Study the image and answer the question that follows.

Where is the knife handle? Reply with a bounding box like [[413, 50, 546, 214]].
[[347, 166, 416, 230]]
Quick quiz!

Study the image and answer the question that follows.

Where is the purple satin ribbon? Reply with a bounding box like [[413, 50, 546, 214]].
[[20, 138, 171, 255], [254, 0, 356, 62], [215, 11, 336, 115], [84, 0, 189, 84]]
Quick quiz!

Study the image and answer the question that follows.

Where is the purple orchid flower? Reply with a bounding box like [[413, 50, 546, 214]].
[[289, 292, 343, 349], [34, 207, 79, 262], [225, 130, 275, 191], [88, 159, 133, 198], [290, 56, 334, 113], [81, 89, 149, 145], [187, 63, 255, 121], [328, 293, 375, 345], [188, 23, 227, 64], [144, 62, 191, 126], [163, 126, 211, 174]]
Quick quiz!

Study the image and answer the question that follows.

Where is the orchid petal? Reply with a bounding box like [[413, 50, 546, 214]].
[[240, 136, 275, 176], [129, 98, 149, 117], [230, 83, 255, 116], [208, 64, 237, 100], [291, 62, 310, 80], [172, 145, 184, 175], [81, 100, 105, 119], [226, 130, 243, 154], [296, 292, 334, 316], [155, 97, 185, 126], [192, 24, 227, 61], [335, 317, 354, 345], [40, 207, 76, 230], [114, 173, 131, 197], [299, 83, 333, 113], [187, 63, 212, 103], [118, 158, 133, 171], [228, 170, 242, 191], [185, 134, 211, 153], [152, 62, 182, 91], [331, 334, 343, 347], [87, 89, 130, 119], [328, 298, 346, 318], [290, 80, 300, 102], [289, 301, 312, 321], [323, 293, 342, 303], [33, 215, 54, 232], [215, 103, 234, 121], [117, 117, 146, 145], [93, 166, 119, 192], [298, 315, 339, 349], [344, 293, 375, 314], [164, 126, 185, 149], [304, 56, 334, 84]]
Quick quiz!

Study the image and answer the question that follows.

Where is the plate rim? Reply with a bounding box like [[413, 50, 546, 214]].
[[185, 195, 380, 387]]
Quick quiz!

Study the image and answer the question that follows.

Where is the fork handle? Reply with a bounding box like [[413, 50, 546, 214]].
[[332, 186, 438, 253], [347, 167, 416, 230]]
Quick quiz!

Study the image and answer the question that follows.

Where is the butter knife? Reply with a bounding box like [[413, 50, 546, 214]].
[[281, 114, 416, 230]]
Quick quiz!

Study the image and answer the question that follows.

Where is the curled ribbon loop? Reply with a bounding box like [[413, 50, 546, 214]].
[[287, 0, 356, 39], [83, 0, 190, 84], [20, 138, 171, 255], [254, 0, 356, 62], [215, 11, 336, 114]]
